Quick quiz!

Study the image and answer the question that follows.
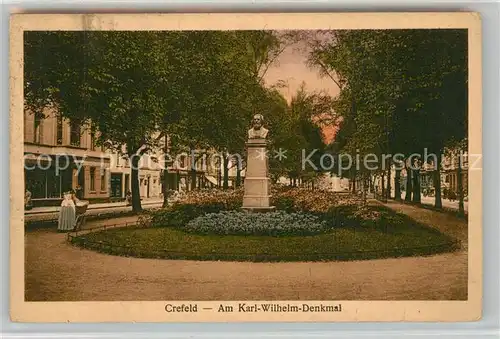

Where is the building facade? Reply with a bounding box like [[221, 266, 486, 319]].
[[24, 109, 250, 207], [108, 150, 163, 200], [24, 109, 165, 206], [378, 151, 469, 199], [24, 108, 111, 206], [442, 150, 468, 197], [161, 147, 236, 192]]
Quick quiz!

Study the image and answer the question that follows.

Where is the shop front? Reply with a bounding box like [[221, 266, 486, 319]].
[[24, 154, 74, 206], [24, 153, 111, 206]]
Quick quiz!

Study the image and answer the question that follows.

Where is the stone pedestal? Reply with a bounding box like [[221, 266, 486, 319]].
[[242, 138, 275, 212]]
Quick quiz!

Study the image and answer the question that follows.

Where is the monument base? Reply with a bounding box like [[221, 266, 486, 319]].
[[242, 137, 275, 213], [241, 206, 276, 213]]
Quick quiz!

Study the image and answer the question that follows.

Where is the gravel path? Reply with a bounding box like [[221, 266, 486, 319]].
[[25, 202, 467, 301]]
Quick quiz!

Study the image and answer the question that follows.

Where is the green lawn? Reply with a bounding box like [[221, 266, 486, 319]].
[[71, 220, 458, 262]]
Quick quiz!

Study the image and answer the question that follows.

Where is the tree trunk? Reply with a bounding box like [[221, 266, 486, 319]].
[[162, 168, 169, 208], [236, 167, 242, 187], [190, 168, 197, 191], [457, 151, 465, 217], [362, 176, 367, 204], [381, 173, 385, 198], [130, 154, 142, 212], [412, 168, 421, 203], [223, 155, 229, 189], [434, 153, 442, 209], [351, 171, 356, 193], [162, 140, 169, 208], [394, 168, 401, 201], [405, 165, 412, 202], [386, 167, 391, 199], [217, 166, 222, 187]]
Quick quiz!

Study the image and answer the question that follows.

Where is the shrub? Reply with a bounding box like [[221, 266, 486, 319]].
[[149, 203, 227, 228], [165, 186, 364, 215], [324, 203, 403, 230], [271, 188, 364, 214], [270, 188, 394, 230], [273, 196, 296, 212], [151, 204, 203, 228], [147, 188, 244, 228], [147, 186, 387, 230], [324, 204, 359, 227], [180, 188, 243, 209], [184, 210, 330, 236]]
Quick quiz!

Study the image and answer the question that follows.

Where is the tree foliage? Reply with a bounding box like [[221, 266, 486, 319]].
[[24, 30, 324, 207], [307, 29, 468, 206], [24, 31, 267, 209]]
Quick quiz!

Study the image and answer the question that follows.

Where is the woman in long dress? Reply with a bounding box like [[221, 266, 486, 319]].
[[58, 191, 76, 232]]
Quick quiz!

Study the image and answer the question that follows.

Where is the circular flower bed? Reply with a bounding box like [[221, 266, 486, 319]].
[[183, 210, 329, 236], [70, 187, 460, 262]]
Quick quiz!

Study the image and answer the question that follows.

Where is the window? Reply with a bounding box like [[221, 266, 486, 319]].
[[100, 169, 107, 191], [56, 115, 63, 145], [34, 112, 43, 143], [90, 130, 96, 150], [89, 168, 96, 191], [70, 121, 81, 146]]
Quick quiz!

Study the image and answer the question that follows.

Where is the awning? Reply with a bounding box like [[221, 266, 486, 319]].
[[205, 175, 218, 185]]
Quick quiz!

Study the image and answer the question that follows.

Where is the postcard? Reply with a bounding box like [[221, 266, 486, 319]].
[[10, 12, 482, 322]]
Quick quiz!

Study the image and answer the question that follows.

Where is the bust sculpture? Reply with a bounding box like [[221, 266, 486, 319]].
[[248, 114, 269, 139]]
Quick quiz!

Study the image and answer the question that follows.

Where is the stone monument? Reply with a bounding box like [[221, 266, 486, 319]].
[[242, 114, 275, 212]]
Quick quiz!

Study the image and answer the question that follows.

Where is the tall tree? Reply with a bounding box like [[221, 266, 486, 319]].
[[24, 31, 262, 209], [25, 31, 172, 212], [270, 84, 328, 184], [306, 29, 467, 207]]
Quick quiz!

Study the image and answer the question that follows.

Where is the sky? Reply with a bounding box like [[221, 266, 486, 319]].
[[263, 41, 340, 144], [263, 42, 340, 101]]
